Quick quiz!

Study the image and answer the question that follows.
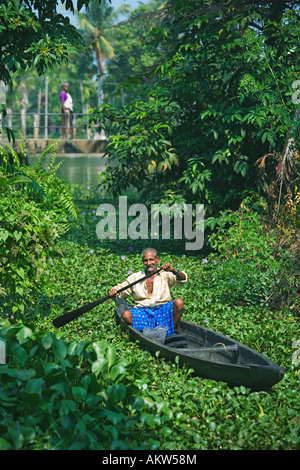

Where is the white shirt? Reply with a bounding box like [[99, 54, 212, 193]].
[[114, 270, 187, 308], [64, 93, 73, 111]]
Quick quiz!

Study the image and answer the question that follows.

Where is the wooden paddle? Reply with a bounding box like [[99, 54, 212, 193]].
[[52, 267, 162, 328]]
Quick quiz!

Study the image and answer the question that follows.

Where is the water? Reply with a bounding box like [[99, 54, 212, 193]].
[[28, 155, 108, 188]]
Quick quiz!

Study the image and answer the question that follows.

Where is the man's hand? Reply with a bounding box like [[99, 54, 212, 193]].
[[162, 263, 186, 280], [161, 262, 176, 275], [109, 288, 119, 297]]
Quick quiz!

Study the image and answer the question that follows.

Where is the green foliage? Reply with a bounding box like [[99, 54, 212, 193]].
[[89, 89, 181, 200], [206, 204, 299, 309], [0, 321, 172, 450], [102, 0, 165, 106], [90, 1, 299, 215], [0, 191, 59, 314], [0, 142, 77, 316], [0, 0, 105, 142], [0, 0, 91, 88], [75, 0, 132, 106], [209, 208, 277, 266], [0, 0, 299, 452], [1, 186, 299, 450]]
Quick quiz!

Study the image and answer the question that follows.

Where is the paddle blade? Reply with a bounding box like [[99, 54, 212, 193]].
[[52, 295, 110, 328]]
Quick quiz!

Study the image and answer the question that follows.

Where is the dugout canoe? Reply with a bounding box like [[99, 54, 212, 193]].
[[115, 298, 285, 391]]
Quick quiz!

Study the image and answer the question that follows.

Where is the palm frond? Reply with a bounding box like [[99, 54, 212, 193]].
[[277, 109, 300, 209], [76, 12, 98, 35], [34, 141, 58, 170], [0, 142, 20, 168], [255, 153, 276, 169], [99, 35, 115, 60], [277, 137, 298, 209], [114, 2, 171, 29]]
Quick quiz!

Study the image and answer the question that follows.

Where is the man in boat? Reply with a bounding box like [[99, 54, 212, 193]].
[[108, 248, 187, 336]]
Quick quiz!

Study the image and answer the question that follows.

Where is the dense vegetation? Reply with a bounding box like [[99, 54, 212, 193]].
[[92, 0, 299, 216], [0, 174, 299, 450], [0, 0, 299, 452]]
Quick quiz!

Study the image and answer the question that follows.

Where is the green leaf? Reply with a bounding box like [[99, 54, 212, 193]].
[[107, 346, 117, 370], [110, 363, 127, 381], [16, 325, 34, 344], [0, 230, 9, 242], [13, 231, 22, 241], [11, 344, 28, 367], [8, 421, 24, 450], [42, 332, 54, 349], [129, 396, 144, 410], [104, 409, 125, 425], [16, 267, 25, 280], [106, 384, 127, 403], [72, 386, 87, 402], [91, 358, 108, 375], [0, 438, 11, 450], [0, 366, 36, 381]]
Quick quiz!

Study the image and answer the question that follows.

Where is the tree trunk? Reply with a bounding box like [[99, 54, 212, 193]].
[[0, 80, 6, 140], [19, 81, 28, 138], [96, 41, 104, 107]]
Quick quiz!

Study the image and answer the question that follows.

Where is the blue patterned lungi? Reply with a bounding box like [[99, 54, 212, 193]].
[[130, 301, 174, 337]]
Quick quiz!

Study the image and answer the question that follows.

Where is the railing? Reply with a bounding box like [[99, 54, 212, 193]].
[[2, 111, 105, 140]]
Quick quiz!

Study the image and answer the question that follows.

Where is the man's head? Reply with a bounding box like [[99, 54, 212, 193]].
[[141, 248, 160, 274]]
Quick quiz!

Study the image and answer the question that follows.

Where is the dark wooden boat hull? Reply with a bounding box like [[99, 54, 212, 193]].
[[115, 299, 285, 391]]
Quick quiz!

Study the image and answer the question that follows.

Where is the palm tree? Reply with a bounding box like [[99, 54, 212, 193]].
[[76, 0, 131, 107]]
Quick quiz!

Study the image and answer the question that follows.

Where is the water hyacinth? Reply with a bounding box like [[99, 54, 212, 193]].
[[121, 255, 126, 260]]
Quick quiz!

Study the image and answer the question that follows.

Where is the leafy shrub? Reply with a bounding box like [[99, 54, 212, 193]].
[[206, 206, 299, 312], [0, 321, 171, 450], [209, 208, 277, 265], [206, 208, 279, 305], [0, 142, 77, 316], [267, 235, 300, 314], [0, 189, 61, 314], [2, 186, 298, 451]]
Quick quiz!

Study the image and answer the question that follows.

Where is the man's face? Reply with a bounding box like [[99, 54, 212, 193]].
[[142, 251, 160, 274], [64, 84, 69, 92]]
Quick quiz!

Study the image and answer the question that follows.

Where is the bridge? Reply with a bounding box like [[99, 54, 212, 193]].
[[13, 138, 107, 155], [1, 111, 107, 155]]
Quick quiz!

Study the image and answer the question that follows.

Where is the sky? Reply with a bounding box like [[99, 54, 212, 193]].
[[110, 0, 144, 9], [59, 0, 147, 26]]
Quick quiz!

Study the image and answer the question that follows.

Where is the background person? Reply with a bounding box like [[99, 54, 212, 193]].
[[60, 82, 73, 139]]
